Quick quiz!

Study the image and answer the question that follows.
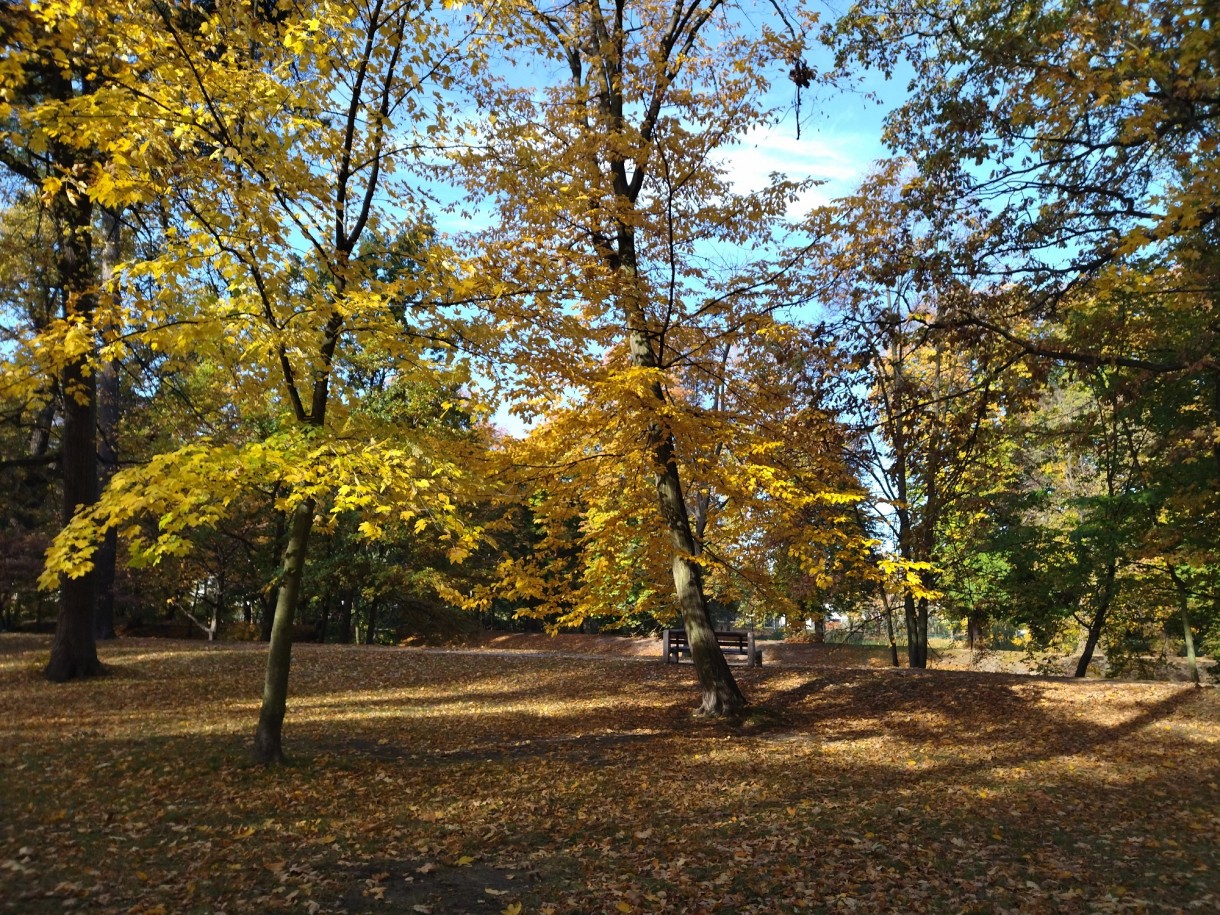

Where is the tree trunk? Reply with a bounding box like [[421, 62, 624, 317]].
[[93, 208, 122, 641], [259, 591, 276, 642], [1074, 614, 1105, 678], [1168, 566, 1200, 686], [1181, 604, 1199, 686], [364, 600, 377, 645], [904, 592, 928, 669], [252, 500, 314, 764], [812, 613, 826, 644], [1074, 559, 1118, 678], [611, 198, 744, 716], [879, 587, 900, 667], [44, 131, 102, 682], [46, 355, 102, 679], [916, 596, 930, 667], [631, 331, 746, 717], [967, 615, 984, 651]]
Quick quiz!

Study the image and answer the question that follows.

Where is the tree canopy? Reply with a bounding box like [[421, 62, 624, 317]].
[[1, 0, 1217, 760]]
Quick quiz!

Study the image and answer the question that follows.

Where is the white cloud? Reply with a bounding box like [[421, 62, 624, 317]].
[[717, 123, 882, 215]]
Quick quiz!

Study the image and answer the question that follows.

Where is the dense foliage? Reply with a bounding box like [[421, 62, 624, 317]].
[[1, 0, 1216, 752]]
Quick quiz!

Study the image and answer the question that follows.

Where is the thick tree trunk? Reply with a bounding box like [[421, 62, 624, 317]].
[[93, 208, 122, 641], [47, 356, 102, 678], [650, 416, 745, 716], [44, 143, 102, 682], [606, 195, 745, 716], [252, 500, 314, 764], [667, 513, 746, 716]]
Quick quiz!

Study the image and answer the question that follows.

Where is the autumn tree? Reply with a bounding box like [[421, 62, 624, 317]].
[[460, 0, 844, 715], [37, 0, 486, 762], [811, 161, 1039, 667], [0, 2, 136, 679], [829, 0, 1220, 519], [831, 0, 1218, 296], [0, 198, 61, 545]]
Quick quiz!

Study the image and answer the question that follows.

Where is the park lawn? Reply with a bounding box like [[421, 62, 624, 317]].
[[2, 636, 1219, 914]]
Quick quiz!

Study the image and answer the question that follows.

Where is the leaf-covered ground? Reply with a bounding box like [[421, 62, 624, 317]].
[[2, 636, 1219, 914]]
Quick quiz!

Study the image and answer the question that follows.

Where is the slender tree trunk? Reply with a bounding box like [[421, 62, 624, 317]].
[[94, 208, 122, 641], [626, 322, 745, 716], [1168, 566, 1200, 686], [44, 131, 102, 682], [886, 610, 900, 668], [612, 207, 744, 716], [1074, 559, 1117, 678], [252, 500, 314, 764], [17, 399, 57, 529], [917, 596, 929, 666], [878, 586, 900, 667], [893, 610, 902, 668], [1074, 618, 1104, 678], [1181, 604, 1199, 686], [364, 600, 377, 645], [813, 613, 825, 644], [259, 591, 276, 642]]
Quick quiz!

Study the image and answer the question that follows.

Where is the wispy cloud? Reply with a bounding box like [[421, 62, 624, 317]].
[[719, 124, 882, 214]]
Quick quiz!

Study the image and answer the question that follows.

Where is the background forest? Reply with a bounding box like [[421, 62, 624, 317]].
[[2, 0, 1217, 737]]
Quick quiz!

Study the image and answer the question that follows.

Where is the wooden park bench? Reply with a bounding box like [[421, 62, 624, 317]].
[[662, 629, 761, 667]]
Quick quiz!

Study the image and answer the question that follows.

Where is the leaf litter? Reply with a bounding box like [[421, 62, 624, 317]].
[[2, 635, 1219, 913]]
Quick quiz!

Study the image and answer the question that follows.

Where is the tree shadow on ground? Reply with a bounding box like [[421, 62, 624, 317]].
[[754, 666, 1207, 776]]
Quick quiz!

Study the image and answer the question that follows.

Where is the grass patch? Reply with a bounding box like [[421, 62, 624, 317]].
[[2, 636, 1219, 913]]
